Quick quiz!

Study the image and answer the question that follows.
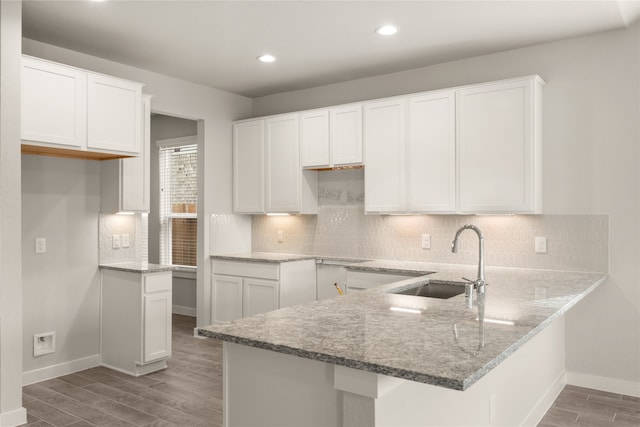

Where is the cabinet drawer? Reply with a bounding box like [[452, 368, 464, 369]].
[[144, 273, 172, 293], [212, 260, 279, 280]]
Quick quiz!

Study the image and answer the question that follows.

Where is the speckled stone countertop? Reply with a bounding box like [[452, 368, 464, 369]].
[[200, 265, 606, 391], [346, 259, 438, 275], [211, 252, 317, 263], [99, 262, 175, 274]]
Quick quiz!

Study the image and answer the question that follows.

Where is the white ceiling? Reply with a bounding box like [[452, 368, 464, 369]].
[[22, 0, 640, 98]]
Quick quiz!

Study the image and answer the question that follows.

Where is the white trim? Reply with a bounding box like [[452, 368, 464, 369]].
[[193, 327, 207, 339], [567, 371, 640, 397], [521, 371, 566, 426], [22, 354, 100, 386], [155, 135, 197, 149], [173, 304, 197, 317], [0, 407, 27, 427]]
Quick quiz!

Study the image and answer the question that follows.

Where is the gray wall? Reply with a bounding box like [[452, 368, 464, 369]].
[[22, 155, 101, 376], [253, 26, 640, 391]]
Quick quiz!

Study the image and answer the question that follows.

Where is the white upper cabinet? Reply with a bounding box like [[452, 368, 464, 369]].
[[233, 115, 317, 214], [457, 76, 543, 214], [406, 91, 456, 213], [21, 55, 143, 157], [233, 120, 265, 213], [300, 104, 363, 168], [22, 56, 87, 149], [300, 110, 330, 167], [101, 95, 151, 213], [266, 114, 301, 212], [87, 73, 142, 154], [364, 98, 407, 212]]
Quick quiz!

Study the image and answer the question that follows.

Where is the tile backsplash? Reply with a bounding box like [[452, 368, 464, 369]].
[[252, 170, 608, 273], [99, 213, 148, 264]]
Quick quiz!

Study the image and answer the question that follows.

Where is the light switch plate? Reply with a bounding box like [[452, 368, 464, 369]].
[[421, 234, 431, 249], [112, 234, 121, 249], [277, 230, 284, 243], [121, 234, 130, 248], [35, 237, 46, 254]]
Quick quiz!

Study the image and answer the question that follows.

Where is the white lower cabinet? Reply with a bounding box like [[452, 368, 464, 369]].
[[243, 278, 278, 318], [211, 259, 316, 322], [101, 269, 172, 376]]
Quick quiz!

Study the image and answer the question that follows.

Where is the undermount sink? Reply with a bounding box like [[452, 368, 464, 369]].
[[391, 281, 466, 299]]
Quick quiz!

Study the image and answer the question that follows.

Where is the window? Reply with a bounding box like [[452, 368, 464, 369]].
[[159, 139, 197, 267]]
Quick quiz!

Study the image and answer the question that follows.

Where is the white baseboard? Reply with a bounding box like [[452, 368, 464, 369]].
[[22, 354, 100, 386], [193, 326, 206, 339], [0, 407, 26, 427], [522, 371, 566, 426], [172, 305, 196, 317], [567, 371, 640, 397]]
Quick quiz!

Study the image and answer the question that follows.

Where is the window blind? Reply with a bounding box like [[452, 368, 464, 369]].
[[159, 143, 197, 267]]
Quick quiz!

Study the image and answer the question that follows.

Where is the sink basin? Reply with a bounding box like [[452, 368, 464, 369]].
[[391, 282, 465, 299]]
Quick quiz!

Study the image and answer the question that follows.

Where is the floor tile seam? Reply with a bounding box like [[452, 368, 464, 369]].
[[31, 389, 134, 427], [106, 395, 206, 425], [23, 395, 85, 425]]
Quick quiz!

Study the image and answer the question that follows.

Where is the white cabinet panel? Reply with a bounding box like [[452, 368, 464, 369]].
[[457, 77, 543, 213], [87, 73, 142, 154], [233, 120, 265, 213], [243, 278, 278, 317], [300, 105, 363, 169], [143, 291, 172, 363], [21, 56, 87, 148], [212, 274, 243, 322], [101, 95, 151, 213], [364, 99, 407, 212], [266, 114, 300, 212], [407, 91, 456, 212], [300, 110, 330, 168], [331, 104, 363, 166], [101, 269, 172, 376]]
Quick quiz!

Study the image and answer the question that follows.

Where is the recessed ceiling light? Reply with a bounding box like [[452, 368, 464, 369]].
[[376, 25, 398, 36], [257, 54, 277, 63]]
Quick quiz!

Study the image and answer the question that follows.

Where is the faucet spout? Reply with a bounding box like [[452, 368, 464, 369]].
[[451, 225, 485, 293]]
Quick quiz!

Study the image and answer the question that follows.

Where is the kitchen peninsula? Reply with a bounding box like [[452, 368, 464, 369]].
[[200, 261, 606, 427]]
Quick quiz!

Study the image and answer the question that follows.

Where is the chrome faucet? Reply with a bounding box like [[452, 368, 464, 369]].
[[451, 225, 486, 300]]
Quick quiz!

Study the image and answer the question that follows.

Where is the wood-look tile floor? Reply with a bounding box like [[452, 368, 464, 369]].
[[22, 314, 640, 426], [23, 314, 223, 426], [538, 384, 640, 427]]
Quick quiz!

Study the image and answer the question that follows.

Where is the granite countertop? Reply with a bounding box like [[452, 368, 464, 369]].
[[345, 259, 439, 276], [99, 262, 175, 274], [199, 265, 606, 391], [211, 252, 317, 263]]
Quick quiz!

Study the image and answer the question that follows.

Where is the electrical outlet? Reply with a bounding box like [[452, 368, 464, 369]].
[[112, 234, 121, 249], [535, 236, 547, 254], [421, 234, 431, 249], [277, 230, 284, 243], [33, 331, 55, 357], [121, 234, 130, 248], [35, 237, 46, 254]]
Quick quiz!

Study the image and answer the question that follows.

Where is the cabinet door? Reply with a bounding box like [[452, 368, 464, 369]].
[[265, 114, 300, 212], [457, 78, 540, 213], [243, 278, 278, 317], [212, 274, 243, 322], [331, 104, 363, 166], [21, 56, 87, 148], [364, 99, 406, 212], [87, 73, 142, 154], [406, 91, 456, 212], [233, 120, 265, 213], [143, 291, 172, 363], [121, 95, 151, 211], [300, 110, 330, 168]]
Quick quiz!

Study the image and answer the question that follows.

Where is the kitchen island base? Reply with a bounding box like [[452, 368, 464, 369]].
[[223, 316, 565, 426]]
